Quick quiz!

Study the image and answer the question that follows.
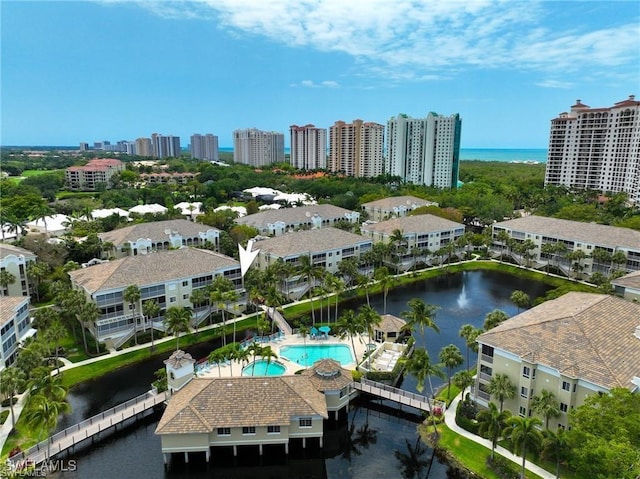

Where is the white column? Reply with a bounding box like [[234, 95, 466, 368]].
[[259, 444, 263, 455], [184, 452, 189, 463], [206, 449, 210, 462], [233, 445, 238, 456], [319, 437, 323, 448], [163, 453, 168, 465], [285, 443, 289, 454], [302, 437, 306, 449]]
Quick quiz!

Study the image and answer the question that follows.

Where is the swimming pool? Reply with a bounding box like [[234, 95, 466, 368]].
[[242, 360, 286, 376], [280, 344, 354, 367]]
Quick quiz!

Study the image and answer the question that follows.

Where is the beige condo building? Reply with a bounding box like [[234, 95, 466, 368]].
[[328, 120, 384, 178]]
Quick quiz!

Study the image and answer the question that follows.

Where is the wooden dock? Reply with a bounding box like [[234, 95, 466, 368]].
[[8, 390, 168, 467], [353, 378, 446, 414]]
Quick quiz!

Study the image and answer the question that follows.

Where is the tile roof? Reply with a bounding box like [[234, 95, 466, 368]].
[[0, 244, 36, 260], [164, 350, 195, 369], [69, 248, 239, 294], [361, 214, 464, 236], [377, 314, 407, 333], [255, 227, 371, 257], [98, 219, 219, 245], [494, 216, 640, 250], [611, 270, 640, 291], [361, 196, 437, 211], [155, 376, 328, 434], [478, 292, 640, 390], [301, 359, 353, 392], [0, 296, 29, 327], [236, 205, 355, 230]]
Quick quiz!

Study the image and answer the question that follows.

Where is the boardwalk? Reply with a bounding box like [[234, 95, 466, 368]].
[[8, 390, 168, 467], [262, 305, 293, 335], [353, 379, 446, 414]]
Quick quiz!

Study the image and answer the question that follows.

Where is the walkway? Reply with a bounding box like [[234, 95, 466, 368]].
[[444, 393, 554, 479], [354, 378, 445, 413], [262, 305, 293, 335], [0, 392, 30, 455], [7, 390, 167, 467]]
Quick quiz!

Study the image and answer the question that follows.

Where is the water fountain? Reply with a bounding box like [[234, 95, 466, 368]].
[[457, 282, 469, 309]]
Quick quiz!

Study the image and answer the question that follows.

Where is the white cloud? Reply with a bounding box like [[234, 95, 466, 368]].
[[295, 79, 340, 88], [535, 79, 573, 89], [128, 0, 640, 80]]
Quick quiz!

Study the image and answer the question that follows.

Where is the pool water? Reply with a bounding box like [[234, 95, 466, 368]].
[[280, 344, 354, 367], [242, 360, 286, 376]]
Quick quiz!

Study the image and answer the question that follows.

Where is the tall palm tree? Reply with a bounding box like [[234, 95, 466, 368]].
[[487, 373, 516, 412], [357, 305, 381, 368], [476, 401, 511, 460], [208, 348, 226, 377], [438, 344, 464, 401], [23, 394, 71, 460], [401, 298, 440, 336], [540, 242, 556, 273], [540, 428, 571, 479], [510, 290, 530, 313], [402, 347, 444, 436], [458, 323, 480, 368], [298, 255, 322, 324], [142, 299, 161, 352], [164, 306, 192, 350], [210, 277, 233, 346], [326, 275, 345, 322], [28, 368, 67, 401], [483, 309, 509, 331], [452, 370, 474, 399], [123, 284, 141, 345], [336, 310, 364, 368], [503, 416, 544, 479], [26, 261, 50, 302], [0, 270, 16, 295], [356, 274, 372, 307], [374, 266, 394, 314], [224, 288, 240, 343], [531, 389, 560, 429], [78, 301, 100, 354], [0, 366, 26, 429], [46, 319, 67, 375]]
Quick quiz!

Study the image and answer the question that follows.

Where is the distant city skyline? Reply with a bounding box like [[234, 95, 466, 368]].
[[2, 1, 638, 148]]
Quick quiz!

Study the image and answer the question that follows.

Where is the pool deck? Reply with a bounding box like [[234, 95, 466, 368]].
[[196, 331, 371, 378]]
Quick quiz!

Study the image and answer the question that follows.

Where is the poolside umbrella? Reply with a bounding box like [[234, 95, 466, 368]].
[[319, 326, 331, 336], [311, 327, 319, 338]]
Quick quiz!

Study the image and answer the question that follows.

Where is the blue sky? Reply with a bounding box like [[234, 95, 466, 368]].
[[2, 1, 639, 148]]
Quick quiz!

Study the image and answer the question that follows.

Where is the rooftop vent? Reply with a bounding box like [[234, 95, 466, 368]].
[[634, 325, 640, 340]]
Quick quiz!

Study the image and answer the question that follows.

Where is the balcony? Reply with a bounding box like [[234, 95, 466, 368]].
[[481, 354, 494, 364]]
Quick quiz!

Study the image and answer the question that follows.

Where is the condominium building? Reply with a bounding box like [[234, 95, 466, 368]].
[[544, 95, 640, 202], [139, 172, 198, 185], [491, 215, 640, 277], [98, 219, 220, 258], [151, 133, 181, 159], [190, 133, 219, 161], [0, 244, 36, 297], [387, 112, 461, 188], [65, 158, 124, 191], [235, 204, 360, 237], [290, 124, 327, 170], [135, 137, 153, 157], [233, 128, 285, 167], [472, 292, 640, 429], [361, 195, 439, 222], [328, 120, 384, 178], [68, 248, 243, 347], [0, 296, 33, 370]]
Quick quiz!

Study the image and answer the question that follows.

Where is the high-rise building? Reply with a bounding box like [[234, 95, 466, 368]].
[[387, 112, 461, 188], [135, 137, 153, 157], [233, 128, 285, 166], [190, 133, 219, 161], [65, 158, 125, 191], [328, 120, 384, 178], [545, 95, 640, 202], [151, 133, 181, 159], [290, 124, 327, 170], [79, 142, 89, 152]]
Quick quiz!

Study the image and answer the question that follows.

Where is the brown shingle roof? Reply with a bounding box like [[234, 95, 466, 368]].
[[478, 292, 640, 390], [0, 244, 36, 260], [302, 359, 353, 392], [377, 314, 407, 333], [611, 270, 640, 291], [0, 296, 29, 327], [155, 376, 328, 435], [255, 227, 370, 257], [69, 248, 239, 294], [236, 205, 355, 230], [362, 196, 436, 211], [98, 219, 219, 246], [494, 216, 640, 250], [362, 214, 464, 236]]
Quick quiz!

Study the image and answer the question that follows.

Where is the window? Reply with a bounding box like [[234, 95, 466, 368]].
[[532, 369, 536, 379], [183, 294, 189, 300], [170, 297, 176, 303], [519, 406, 526, 417], [299, 418, 312, 428], [522, 366, 530, 378], [182, 280, 189, 286], [217, 427, 230, 436], [572, 383, 576, 393], [242, 426, 256, 435], [562, 381, 570, 391], [267, 425, 280, 434], [560, 403, 568, 413], [521, 387, 528, 398]]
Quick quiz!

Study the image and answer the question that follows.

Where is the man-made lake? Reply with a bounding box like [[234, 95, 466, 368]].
[[50, 270, 552, 478]]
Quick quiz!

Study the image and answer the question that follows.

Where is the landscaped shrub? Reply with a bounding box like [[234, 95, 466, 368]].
[[0, 410, 9, 425], [1, 396, 17, 408], [455, 399, 479, 435], [487, 455, 520, 479]]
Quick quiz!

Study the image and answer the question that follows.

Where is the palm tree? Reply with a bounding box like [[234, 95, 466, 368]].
[[336, 310, 364, 368], [23, 394, 71, 460], [26, 261, 50, 302], [299, 255, 322, 324], [496, 229, 511, 260], [78, 301, 100, 354], [510, 290, 530, 313], [123, 284, 141, 345], [476, 401, 511, 460], [452, 370, 474, 399], [540, 428, 571, 479], [531, 389, 560, 429], [28, 368, 67, 401], [0, 270, 16, 295], [224, 288, 240, 343], [326, 275, 345, 322], [401, 298, 440, 336], [208, 348, 226, 377], [402, 347, 444, 436], [164, 306, 192, 350], [261, 345, 278, 371], [356, 274, 372, 306], [487, 373, 516, 412], [142, 299, 161, 352], [189, 288, 208, 330], [503, 416, 544, 479], [210, 276, 234, 346], [483, 309, 509, 331], [0, 366, 26, 429], [438, 344, 464, 401], [46, 319, 67, 375], [374, 266, 394, 314], [540, 242, 556, 273], [458, 323, 481, 368], [357, 305, 381, 369]]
